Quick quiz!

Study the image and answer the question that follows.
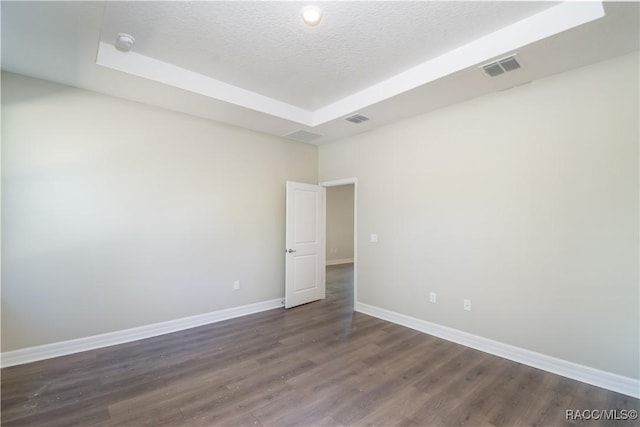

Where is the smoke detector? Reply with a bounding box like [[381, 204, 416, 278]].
[[115, 33, 136, 52]]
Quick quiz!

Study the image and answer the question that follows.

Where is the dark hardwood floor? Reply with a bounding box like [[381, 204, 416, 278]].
[[2, 264, 638, 426]]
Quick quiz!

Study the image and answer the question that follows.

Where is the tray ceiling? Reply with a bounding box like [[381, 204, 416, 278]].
[[2, 1, 638, 143]]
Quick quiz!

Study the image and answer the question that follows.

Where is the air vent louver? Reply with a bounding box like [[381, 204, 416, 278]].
[[499, 56, 521, 72], [483, 63, 504, 77], [480, 55, 522, 78], [285, 130, 322, 143], [345, 114, 370, 124]]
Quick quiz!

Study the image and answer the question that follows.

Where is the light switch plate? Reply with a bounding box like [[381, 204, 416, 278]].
[[370, 234, 378, 243]]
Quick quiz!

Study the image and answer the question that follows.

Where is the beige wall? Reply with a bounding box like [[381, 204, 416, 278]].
[[1, 72, 317, 352], [2, 52, 638, 381], [326, 185, 354, 263], [319, 53, 639, 379]]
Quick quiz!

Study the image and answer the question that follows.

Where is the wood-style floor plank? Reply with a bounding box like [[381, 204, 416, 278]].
[[2, 264, 638, 426]]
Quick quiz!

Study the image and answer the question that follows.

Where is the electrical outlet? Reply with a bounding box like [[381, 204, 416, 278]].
[[429, 292, 437, 304], [233, 280, 240, 290], [463, 299, 471, 311]]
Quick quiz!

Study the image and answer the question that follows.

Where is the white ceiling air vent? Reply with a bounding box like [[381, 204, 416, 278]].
[[285, 130, 322, 143], [480, 55, 522, 77], [345, 114, 370, 124]]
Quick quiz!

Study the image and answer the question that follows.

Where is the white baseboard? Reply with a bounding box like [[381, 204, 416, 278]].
[[355, 302, 639, 399], [4, 298, 637, 399], [326, 258, 354, 266], [1, 298, 283, 368]]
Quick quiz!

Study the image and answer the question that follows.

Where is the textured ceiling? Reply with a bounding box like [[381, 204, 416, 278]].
[[1, 1, 639, 144], [99, 1, 555, 110]]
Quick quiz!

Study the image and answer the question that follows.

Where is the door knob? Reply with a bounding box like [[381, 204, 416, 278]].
[[286, 249, 297, 253]]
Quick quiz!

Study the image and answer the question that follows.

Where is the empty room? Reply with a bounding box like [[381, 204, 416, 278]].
[[1, 1, 639, 426]]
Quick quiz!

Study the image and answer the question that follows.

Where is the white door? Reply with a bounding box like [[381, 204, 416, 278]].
[[285, 181, 326, 308]]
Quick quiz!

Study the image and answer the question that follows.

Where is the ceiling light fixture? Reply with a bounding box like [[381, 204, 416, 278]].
[[115, 33, 135, 52], [301, 5, 322, 26]]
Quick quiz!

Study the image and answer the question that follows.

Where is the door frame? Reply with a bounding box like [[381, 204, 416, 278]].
[[320, 177, 357, 311]]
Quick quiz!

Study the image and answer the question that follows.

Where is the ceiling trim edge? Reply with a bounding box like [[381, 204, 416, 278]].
[[95, 1, 604, 128], [96, 42, 313, 125], [311, 1, 605, 126]]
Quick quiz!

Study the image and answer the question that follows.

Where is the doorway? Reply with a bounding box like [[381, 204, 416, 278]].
[[321, 178, 357, 311]]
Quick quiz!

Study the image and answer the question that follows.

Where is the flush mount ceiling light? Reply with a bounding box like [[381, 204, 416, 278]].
[[115, 33, 135, 52], [301, 5, 322, 26]]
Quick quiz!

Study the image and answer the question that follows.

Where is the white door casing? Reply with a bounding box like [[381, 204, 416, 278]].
[[320, 177, 358, 311], [285, 181, 326, 309]]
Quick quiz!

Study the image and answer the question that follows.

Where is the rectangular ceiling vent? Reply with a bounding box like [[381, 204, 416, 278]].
[[480, 55, 522, 78], [345, 114, 370, 124], [285, 130, 322, 143]]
